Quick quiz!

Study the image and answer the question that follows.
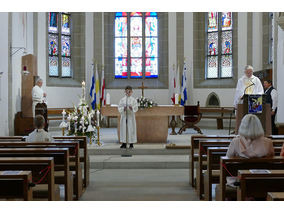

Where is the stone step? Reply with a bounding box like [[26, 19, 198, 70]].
[[89, 155, 190, 169], [88, 147, 190, 155]]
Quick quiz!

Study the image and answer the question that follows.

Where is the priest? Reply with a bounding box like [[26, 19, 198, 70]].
[[233, 65, 264, 108], [118, 86, 139, 149], [32, 77, 47, 117]]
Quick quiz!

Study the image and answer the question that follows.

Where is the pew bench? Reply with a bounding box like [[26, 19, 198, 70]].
[[0, 170, 33, 201], [0, 141, 83, 200], [267, 192, 284, 201], [237, 169, 284, 201], [216, 156, 284, 201], [200, 107, 235, 129], [0, 148, 73, 201]]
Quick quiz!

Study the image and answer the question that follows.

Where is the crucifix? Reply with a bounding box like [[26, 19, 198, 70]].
[[138, 82, 148, 97]]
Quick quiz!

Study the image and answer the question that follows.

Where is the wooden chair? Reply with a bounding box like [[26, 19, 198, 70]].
[[178, 102, 203, 134]]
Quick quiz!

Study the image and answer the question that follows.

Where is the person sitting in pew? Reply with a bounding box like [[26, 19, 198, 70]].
[[226, 114, 274, 158], [26, 115, 54, 142]]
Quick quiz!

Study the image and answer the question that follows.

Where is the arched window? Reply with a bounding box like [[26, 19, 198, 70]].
[[206, 12, 233, 79], [114, 12, 158, 79], [48, 12, 72, 77]]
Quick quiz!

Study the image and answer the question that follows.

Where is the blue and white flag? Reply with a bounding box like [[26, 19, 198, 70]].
[[89, 64, 95, 110], [180, 62, 188, 106]]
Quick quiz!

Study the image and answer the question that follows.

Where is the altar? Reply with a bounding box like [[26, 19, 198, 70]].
[[101, 105, 184, 143]]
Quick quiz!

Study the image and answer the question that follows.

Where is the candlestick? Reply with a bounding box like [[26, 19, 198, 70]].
[[106, 93, 110, 105]]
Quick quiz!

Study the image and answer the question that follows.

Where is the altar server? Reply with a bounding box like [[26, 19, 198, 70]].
[[118, 86, 138, 149]]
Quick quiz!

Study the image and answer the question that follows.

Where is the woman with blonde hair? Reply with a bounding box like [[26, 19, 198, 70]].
[[226, 114, 274, 158]]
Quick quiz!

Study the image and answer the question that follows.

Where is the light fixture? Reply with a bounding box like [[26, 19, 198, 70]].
[[22, 65, 30, 76]]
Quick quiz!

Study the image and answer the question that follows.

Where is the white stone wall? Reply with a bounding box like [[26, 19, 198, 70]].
[[0, 13, 9, 135]]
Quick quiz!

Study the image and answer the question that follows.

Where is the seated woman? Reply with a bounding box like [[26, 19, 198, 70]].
[[226, 114, 274, 158], [26, 115, 54, 142]]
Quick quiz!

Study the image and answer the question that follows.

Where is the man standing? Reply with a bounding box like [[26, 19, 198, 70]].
[[32, 78, 46, 117], [234, 65, 264, 107], [264, 80, 278, 135]]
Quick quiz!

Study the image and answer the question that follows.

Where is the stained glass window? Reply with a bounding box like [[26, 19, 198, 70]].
[[114, 12, 158, 79], [206, 12, 233, 79], [48, 12, 71, 77]]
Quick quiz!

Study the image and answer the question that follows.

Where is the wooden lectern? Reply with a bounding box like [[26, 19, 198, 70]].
[[235, 94, 271, 135], [14, 54, 38, 135]]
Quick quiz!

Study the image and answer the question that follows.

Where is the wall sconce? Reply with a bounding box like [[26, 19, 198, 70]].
[[22, 66, 30, 76]]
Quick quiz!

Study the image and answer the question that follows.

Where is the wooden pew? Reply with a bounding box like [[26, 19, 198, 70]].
[[190, 135, 235, 187], [0, 142, 82, 200], [0, 170, 33, 201], [237, 170, 284, 201], [0, 157, 57, 201], [196, 140, 231, 199], [0, 148, 72, 201], [216, 156, 284, 201], [0, 136, 89, 189], [202, 142, 283, 201], [267, 192, 284, 201], [199, 107, 235, 129], [53, 136, 89, 188]]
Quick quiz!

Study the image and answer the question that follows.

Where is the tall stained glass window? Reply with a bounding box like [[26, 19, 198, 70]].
[[206, 12, 233, 79], [115, 12, 158, 79], [48, 12, 71, 77]]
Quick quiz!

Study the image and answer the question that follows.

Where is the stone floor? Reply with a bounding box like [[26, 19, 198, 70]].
[[49, 126, 230, 201]]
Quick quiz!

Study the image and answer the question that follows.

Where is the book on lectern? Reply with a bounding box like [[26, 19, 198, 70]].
[[248, 95, 263, 114]]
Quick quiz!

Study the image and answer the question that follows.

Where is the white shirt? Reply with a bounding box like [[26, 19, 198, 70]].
[[265, 86, 278, 111], [32, 85, 44, 103], [233, 75, 264, 107], [26, 129, 54, 142]]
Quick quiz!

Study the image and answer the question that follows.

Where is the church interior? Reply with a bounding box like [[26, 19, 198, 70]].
[[1, 4, 284, 208]]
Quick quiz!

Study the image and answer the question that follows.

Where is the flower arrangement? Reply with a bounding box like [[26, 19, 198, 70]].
[[65, 81, 98, 139], [136, 96, 157, 109]]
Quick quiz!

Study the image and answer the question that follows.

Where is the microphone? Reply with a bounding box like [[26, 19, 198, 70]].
[[244, 83, 254, 95]]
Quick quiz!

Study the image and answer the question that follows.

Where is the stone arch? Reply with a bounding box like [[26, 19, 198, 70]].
[[206, 92, 220, 107]]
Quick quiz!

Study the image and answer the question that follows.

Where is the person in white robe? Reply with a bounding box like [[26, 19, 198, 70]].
[[26, 115, 54, 142], [233, 65, 264, 108], [118, 86, 139, 148], [32, 78, 47, 117]]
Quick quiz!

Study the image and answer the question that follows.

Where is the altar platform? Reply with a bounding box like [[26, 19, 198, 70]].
[[101, 105, 184, 143]]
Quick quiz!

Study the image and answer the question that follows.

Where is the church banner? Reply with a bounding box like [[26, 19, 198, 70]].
[[248, 95, 263, 114]]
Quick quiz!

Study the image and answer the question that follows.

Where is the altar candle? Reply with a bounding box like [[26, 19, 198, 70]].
[[62, 109, 66, 121], [175, 94, 179, 105], [106, 93, 110, 105], [97, 111, 100, 127]]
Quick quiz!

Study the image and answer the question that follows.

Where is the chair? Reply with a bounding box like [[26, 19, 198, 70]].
[[178, 102, 203, 134]]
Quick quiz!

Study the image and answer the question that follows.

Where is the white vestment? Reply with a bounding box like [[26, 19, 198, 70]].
[[32, 85, 44, 117], [26, 129, 54, 142], [233, 75, 264, 107], [118, 96, 139, 143]]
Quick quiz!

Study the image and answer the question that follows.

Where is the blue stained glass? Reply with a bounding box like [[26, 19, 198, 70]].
[[115, 17, 127, 37], [61, 14, 70, 35], [115, 58, 128, 78], [145, 57, 158, 78], [146, 12, 157, 16], [115, 38, 127, 58], [49, 34, 58, 56], [130, 17, 142, 36], [131, 37, 142, 57], [49, 56, 58, 76], [116, 12, 127, 17], [61, 36, 71, 57], [221, 31, 232, 54], [145, 38, 158, 57], [49, 12, 58, 33], [145, 17, 158, 37], [208, 32, 218, 55], [62, 57, 71, 77], [130, 58, 142, 78]]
